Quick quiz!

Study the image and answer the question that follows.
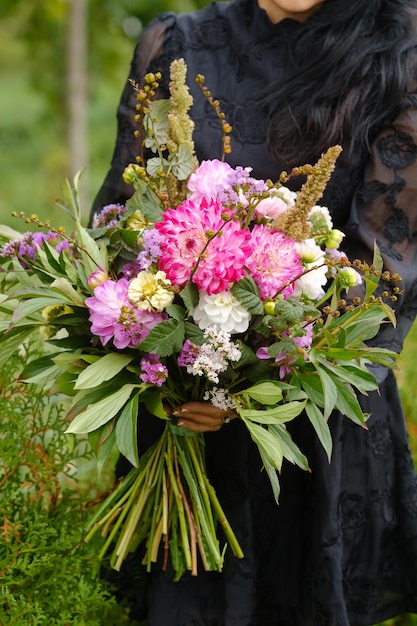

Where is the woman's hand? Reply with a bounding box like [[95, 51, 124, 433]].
[[171, 401, 237, 433]]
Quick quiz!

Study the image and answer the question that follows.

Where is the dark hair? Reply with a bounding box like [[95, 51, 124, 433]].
[[264, 0, 417, 165]]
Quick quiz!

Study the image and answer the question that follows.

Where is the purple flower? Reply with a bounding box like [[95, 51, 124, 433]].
[[136, 228, 163, 271], [120, 260, 143, 280], [139, 354, 168, 386], [92, 204, 126, 228], [178, 339, 200, 367], [1, 231, 65, 265], [85, 278, 164, 349]]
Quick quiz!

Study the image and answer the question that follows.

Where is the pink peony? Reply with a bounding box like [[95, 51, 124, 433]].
[[254, 195, 289, 221], [155, 198, 253, 294], [246, 225, 303, 300], [187, 159, 235, 201], [85, 278, 164, 349]]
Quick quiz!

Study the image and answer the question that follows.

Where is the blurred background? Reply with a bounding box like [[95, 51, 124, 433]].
[[0, 0, 210, 231]]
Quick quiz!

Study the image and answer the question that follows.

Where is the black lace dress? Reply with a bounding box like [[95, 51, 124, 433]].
[[91, 1, 417, 624]]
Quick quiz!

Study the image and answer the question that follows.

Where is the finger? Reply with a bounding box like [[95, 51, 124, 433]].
[[174, 402, 237, 422], [176, 410, 224, 428], [174, 401, 221, 417], [176, 415, 224, 432]]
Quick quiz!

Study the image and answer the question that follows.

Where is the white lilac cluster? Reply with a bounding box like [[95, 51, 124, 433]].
[[183, 327, 242, 384], [203, 387, 237, 411]]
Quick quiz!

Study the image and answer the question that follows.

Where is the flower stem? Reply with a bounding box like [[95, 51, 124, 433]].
[[165, 433, 192, 570]]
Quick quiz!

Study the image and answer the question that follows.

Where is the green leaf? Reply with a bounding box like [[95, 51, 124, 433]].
[[363, 242, 384, 301], [337, 307, 390, 344], [50, 277, 85, 306], [258, 448, 281, 503], [316, 358, 378, 394], [243, 419, 284, 470], [138, 319, 185, 356], [37, 241, 67, 276], [241, 381, 285, 405], [231, 276, 264, 315], [143, 390, 169, 421], [314, 363, 338, 419], [267, 338, 297, 359], [22, 362, 62, 386], [49, 371, 78, 396], [169, 145, 195, 180], [74, 353, 134, 390], [117, 228, 141, 250], [269, 423, 310, 471], [305, 401, 333, 461], [241, 400, 306, 424], [274, 298, 311, 324], [234, 342, 259, 368], [125, 185, 164, 223], [65, 384, 138, 434], [115, 393, 140, 467], [144, 99, 171, 150], [294, 371, 325, 407], [166, 304, 186, 321], [180, 282, 199, 310], [0, 224, 24, 240], [88, 423, 117, 473], [147, 156, 169, 177], [9, 291, 79, 326], [75, 222, 108, 276], [334, 381, 369, 426], [0, 326, 39, 367], [184, 320, 205, 345]]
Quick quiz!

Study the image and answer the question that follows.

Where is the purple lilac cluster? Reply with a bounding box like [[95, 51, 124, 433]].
[[136, 229, 163, 270], [92, 203, 127, 228], [1, 231, 70, 263], [139, 354, 168, 386]]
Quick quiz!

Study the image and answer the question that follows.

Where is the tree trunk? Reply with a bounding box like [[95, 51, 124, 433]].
[[68, 0, 88, 220]]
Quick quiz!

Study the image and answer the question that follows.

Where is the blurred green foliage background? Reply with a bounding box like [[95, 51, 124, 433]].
[[0, 0, 211, 230]]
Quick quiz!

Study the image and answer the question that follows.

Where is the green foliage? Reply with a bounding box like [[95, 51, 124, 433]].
[[0, 344, 132, 625]]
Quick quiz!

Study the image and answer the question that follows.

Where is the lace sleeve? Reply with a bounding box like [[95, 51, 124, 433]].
[[345, 82, 417, 363], [89, 14, 176, 223]]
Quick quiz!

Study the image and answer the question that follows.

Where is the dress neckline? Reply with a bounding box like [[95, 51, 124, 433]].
[[236, 0, 302, 40]]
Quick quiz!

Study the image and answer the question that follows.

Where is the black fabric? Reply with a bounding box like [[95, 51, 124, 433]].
[[92, 1, 417, 623]]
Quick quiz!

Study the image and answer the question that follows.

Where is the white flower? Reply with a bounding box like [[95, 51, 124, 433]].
[[128, 270, 174, 312], [277, 186, 297, 206], [325, 228, 345, 250], [296, 238, 323, 264], [308, 205, 333, 233], [203, 387, 237, 411], [340, 267, 363, 288], [293, 244, 328, 300], [186, 328, 241, 383], [193, 291, 251, 334]]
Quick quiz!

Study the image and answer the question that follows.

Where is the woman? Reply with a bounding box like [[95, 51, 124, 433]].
[[91, 0, 417, 624]]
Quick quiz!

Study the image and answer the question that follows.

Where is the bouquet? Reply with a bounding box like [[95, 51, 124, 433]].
[[0, 60, 399, 580]]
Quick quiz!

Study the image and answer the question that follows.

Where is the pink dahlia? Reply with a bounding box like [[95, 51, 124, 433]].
[[246, 225, 303, 300], [155, 198, 253, 294], [85, 278, 164, 349]]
